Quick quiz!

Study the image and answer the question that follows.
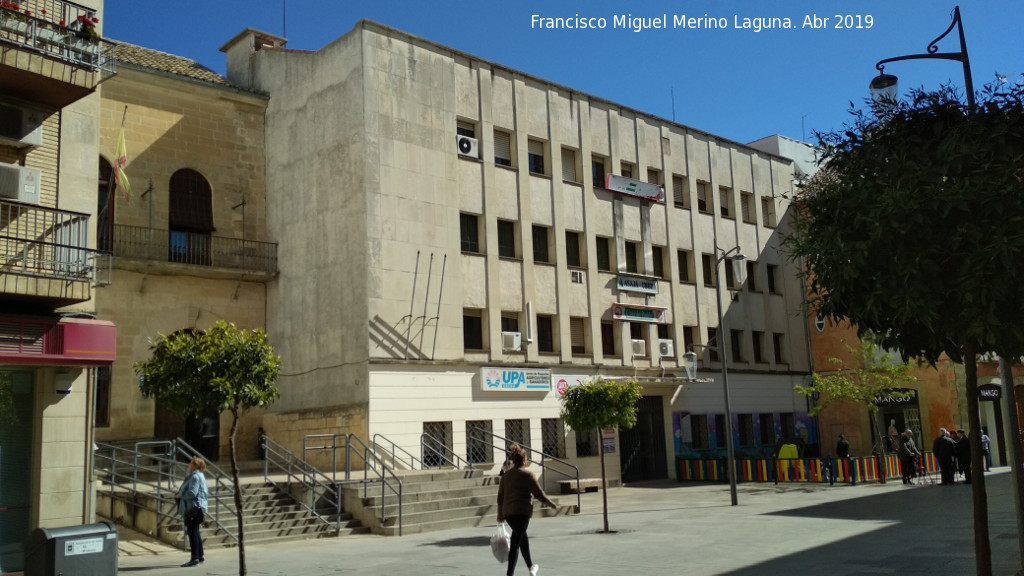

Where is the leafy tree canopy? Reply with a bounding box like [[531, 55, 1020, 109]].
[[560, 378, 643, 433], [789, 81, 1024, 364], [795, 339, 916, 417], [135, 321, 281, 418]]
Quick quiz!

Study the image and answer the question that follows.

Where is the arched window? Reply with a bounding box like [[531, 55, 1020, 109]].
[[168, 169, 213, 265], [97, 158, 114, 252]]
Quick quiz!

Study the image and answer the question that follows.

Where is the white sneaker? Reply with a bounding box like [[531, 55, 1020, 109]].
[[530, 565, 539, 576]]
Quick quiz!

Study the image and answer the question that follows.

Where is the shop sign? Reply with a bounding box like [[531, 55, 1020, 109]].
[[611, 303, 667, 323], [979, 385, 1001, 401], [480, 367, 551, 392], [555, 376, 589, 397], [605, 174, 664, 202], [873, 388, 916, 405], [616, 274, 659, 295], [602, 429, 616, 454]]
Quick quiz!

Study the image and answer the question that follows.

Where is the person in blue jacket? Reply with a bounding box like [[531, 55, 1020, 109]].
[[175, 456, 209, 567]]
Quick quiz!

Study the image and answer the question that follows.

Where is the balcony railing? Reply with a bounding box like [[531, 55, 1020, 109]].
[[0, 0, 115, 72], [0, 198, 110, 285], [111, 224, 278, 275]]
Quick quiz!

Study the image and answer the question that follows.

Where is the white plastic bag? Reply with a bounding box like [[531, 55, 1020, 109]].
[[490, 521, 511, 563]]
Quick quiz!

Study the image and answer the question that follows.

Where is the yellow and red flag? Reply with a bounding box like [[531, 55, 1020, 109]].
[[114, 126, 132, 201]]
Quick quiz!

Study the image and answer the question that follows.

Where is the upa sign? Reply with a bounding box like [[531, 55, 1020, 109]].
[[605, 174, 664, 202], [480, 367, 552, 392]]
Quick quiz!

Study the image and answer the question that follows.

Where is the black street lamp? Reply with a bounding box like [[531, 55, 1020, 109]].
[[869, 6, 975, 108]]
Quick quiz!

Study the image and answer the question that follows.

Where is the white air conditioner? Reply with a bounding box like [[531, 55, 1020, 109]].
[[631, 339, 646, 357], [570, 270, 584, 284], [502, 331, 522, 351], [0, 104, 44, 148], [456, 135, 479, 159], [0, 164, 41, 205], [658, 339, 675, 357]]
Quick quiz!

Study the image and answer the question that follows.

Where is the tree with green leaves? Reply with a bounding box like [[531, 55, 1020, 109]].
[[788, 80, 1024, 576], [135, 321, 281, 576], [795, 339, 917, 462], [559, 378, 642, 533]]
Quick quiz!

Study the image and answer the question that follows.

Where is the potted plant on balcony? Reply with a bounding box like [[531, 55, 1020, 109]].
[[0, 2, 31, 36], [64, 13, 99, 61]]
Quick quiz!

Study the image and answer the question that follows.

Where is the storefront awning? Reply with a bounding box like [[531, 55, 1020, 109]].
[[0, 316, 116, 366]]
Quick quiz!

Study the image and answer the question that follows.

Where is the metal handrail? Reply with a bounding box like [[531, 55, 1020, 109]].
[[93, 439, 239, 543], [302, 433, 349, 482], [260, 435, 344, 532], [346, 435, 403, 535], [420, 432, 470, 470], [372, 433, 422, 471], [469, 429, 582, 512]]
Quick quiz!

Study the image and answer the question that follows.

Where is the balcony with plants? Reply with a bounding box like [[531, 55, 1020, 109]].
[[0, 0, 115, 105]]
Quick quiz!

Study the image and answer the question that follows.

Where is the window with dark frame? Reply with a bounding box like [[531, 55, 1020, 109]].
[[601, 321, 616, 356], [746, 261, 759, 291], [673, 174, 690, 209], [528, 139, 545, 175], [494, 129, 513, 167], [500, 314, 519, 334], [702, 253, 716, 287], [537, 315, 555, 353], [460, 213, 480, 253], [696, 181, 711, 214], [677, 249, 693, 283], [738, 413, 754, 447], [565, 231, 582, 268], [592, 156, 606, 187], [691, 414, 709, 449], [780, 412, 796, 440], [561, 148, 579, 183], [741, 192, 755, 223], [542, 418, 566, 458], [169, 169, 213, 266], [719, 186, 733, 219], [94, 366, 111, 427], [762, 197, 777, 227], [466, 420, 493, 464], [505, 419, 531, 451], [707, 327, 719, 362], [463, 310, 484, 350], [569, 317, 586, 355], [767, 264, 780, 294], [730, 329, 743, 362], [532, 225, 550, 263], [596, 237, 612, 271], [724, 258, 737, 289], [575, 428, 599, 457], [456, 120, 475, 138], [752, 331, 765, 363], [624, 241, 639, 273], [497, 220, 516, 258], [759, 413, 776, 446], [773, 333, 785, 364], [652, 246, 665, 279]]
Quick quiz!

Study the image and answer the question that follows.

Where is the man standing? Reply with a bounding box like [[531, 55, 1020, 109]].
[[836, 434, 850, 459], [955, 429, 972, 484], [933, 428, 957, 485]]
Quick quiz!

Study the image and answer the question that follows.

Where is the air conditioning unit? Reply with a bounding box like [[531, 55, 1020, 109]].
[[456, 135, 479, 159], [501, 331, 522, 351], [570, 270, 584, 284], [658, 339, 675, 357], [631, 339, 646, 357], [0, 164, 41, 205], [0, 104, 44, 148]]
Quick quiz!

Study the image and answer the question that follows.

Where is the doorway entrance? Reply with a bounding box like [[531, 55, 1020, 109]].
[[619, 396, 667, 483], [0, 372, 33, 573]]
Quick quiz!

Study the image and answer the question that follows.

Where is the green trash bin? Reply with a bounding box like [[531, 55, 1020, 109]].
[[23, 521, 118, 576]]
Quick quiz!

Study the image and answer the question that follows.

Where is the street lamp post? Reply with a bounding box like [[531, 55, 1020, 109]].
[[684, 244, 745, 506], [868, 5, 974, 108]]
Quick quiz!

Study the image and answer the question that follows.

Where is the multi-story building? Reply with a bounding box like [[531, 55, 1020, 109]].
[[218, 21, 813, 486], [0, 1, 114, 571], [94, 40, 274, 461]]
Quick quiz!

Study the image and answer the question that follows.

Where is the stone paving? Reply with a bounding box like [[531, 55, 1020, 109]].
[[112, 468, 1022, 575]]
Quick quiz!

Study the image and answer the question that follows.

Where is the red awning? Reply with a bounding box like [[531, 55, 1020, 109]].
[[0, 316, 116, 366]]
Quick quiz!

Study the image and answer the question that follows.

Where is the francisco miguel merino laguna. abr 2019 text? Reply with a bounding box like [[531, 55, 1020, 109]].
[[530, 13, 875, 33]]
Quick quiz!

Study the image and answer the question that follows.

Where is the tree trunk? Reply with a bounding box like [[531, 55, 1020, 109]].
[[229, 407, 247, 576], [964, 342, 991, 576], [599, 443, 609, 533]]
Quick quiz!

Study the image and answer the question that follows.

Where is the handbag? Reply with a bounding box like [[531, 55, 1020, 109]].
[[184, 506, 204, 525], [490, 522, 511, 563]]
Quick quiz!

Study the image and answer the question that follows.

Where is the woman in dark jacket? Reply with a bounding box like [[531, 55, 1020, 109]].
[[497, 444, 557, 576]]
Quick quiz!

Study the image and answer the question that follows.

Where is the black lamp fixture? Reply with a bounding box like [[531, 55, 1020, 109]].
[[869, 6, 974, 108]]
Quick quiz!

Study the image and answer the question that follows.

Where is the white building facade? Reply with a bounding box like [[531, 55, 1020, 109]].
[[222, 21, 813, 487]]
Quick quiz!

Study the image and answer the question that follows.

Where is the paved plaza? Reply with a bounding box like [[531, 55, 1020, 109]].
[[114, 469, 1023, 576]]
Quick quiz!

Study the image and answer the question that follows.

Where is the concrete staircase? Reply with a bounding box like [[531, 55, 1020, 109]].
[[342, 468, 578, 536]]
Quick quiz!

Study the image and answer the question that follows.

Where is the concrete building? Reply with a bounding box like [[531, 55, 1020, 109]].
[[0, 1, 114, 571], [219, 21, 813, 487]]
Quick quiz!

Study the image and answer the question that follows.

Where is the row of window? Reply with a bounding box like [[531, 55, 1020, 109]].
[[464, 311, 789, 364], [461, 213, 783, 293], [456, 122, 779, 228], [429, 418, 598, 465], [689, 412, 797, 450]]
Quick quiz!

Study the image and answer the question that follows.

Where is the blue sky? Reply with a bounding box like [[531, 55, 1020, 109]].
[[104, 0, 1021, 146]]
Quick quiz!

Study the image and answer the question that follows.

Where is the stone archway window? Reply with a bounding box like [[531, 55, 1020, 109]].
[[168, 169, 213, 265]]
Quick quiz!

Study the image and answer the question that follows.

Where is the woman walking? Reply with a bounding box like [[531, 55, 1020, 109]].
[[497, 444, 557, 576], [175, 456, 209, 567]]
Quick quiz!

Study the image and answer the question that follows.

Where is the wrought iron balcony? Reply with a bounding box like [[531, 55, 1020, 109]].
[[110, 224, 278, 275], [0, 198, 110, 305], [0, 0, 115, 107]]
